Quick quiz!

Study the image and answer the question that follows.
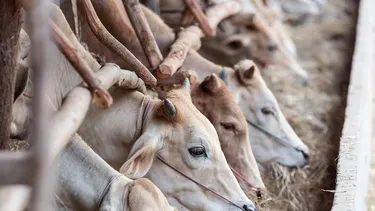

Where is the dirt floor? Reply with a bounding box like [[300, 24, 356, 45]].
[[256, 0, 358, 211]]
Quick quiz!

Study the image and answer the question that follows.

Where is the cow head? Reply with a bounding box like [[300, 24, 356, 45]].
[[191, 74, 266, 194], [223, 60, 309, 169], [219, 22, 308, 79], [266, 0, 321, 21], [120, 81, 256, 211]]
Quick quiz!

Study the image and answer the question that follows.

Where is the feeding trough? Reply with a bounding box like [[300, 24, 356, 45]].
[[331, 0, 375, 210], [254, 0, 374, 210]]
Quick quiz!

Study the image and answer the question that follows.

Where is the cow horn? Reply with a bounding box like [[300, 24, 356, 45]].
[[182, 78, 190, 89], [163, 99, 176, 117]]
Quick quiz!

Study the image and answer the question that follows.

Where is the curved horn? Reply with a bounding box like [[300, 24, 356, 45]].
[[182, 78, 190, 89], [163, 99, 177, 117]]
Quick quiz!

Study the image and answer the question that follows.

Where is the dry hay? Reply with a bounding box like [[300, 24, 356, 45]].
[[250, 0, 358, 210], [5, 139, 28, 151]]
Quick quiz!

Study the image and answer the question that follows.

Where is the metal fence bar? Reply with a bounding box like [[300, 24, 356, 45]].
[[0, 152, 32, 185], [26, 0, 54, 210]]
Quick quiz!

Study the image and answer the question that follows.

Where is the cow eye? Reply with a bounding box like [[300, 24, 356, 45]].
[[188, 146, 207, 157], [220, 122, 235, 130], [261, 107, 275, 115], [226, 40, 243, 51], [267, 44, 278, 52], [246, 24, 257, 31]]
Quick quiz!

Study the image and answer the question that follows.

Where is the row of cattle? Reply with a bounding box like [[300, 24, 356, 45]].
[[5, 0, 325, 210]]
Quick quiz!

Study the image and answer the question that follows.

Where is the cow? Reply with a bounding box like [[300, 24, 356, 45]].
[[70, 0, 310, 169], [0, 135, 177, 211], [54, 134, 177, 211], [190, 73, 266, 194], [158, 70, 266, 195], [77, 80, 256, 211]]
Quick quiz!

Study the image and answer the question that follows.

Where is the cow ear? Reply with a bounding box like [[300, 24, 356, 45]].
[[180, 77, 193, 102], [120, 144, 155, 179], [234, 60, 257, 85], [200, 74, 222, 93], [119, 135, 161, 179]]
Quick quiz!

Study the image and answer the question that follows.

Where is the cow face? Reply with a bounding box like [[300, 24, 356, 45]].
[[224, 60, 309, 169], [191, 74, 266, 194], [120, 82, 256, 211]]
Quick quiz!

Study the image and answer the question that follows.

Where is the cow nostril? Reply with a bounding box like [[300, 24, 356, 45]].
[[243, 204, 256, 211], [302, 150, 310, 160]]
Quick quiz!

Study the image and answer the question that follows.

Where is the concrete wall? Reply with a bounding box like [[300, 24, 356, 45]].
[[331, 0, 375, 210]]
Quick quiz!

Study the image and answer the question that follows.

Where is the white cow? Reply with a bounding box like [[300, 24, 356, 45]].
[[78, 81, 256, 211]]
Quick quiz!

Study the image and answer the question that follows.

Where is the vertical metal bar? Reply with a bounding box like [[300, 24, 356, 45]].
[[26, 0, 53, 210]]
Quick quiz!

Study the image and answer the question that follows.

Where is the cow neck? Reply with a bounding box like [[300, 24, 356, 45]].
[[183, 51, 230, 81], [47, 45, 92, 108], [55, 134, 131, 210]]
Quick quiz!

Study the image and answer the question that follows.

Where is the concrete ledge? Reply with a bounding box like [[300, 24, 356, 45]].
[[331, 0, 375, 210]]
